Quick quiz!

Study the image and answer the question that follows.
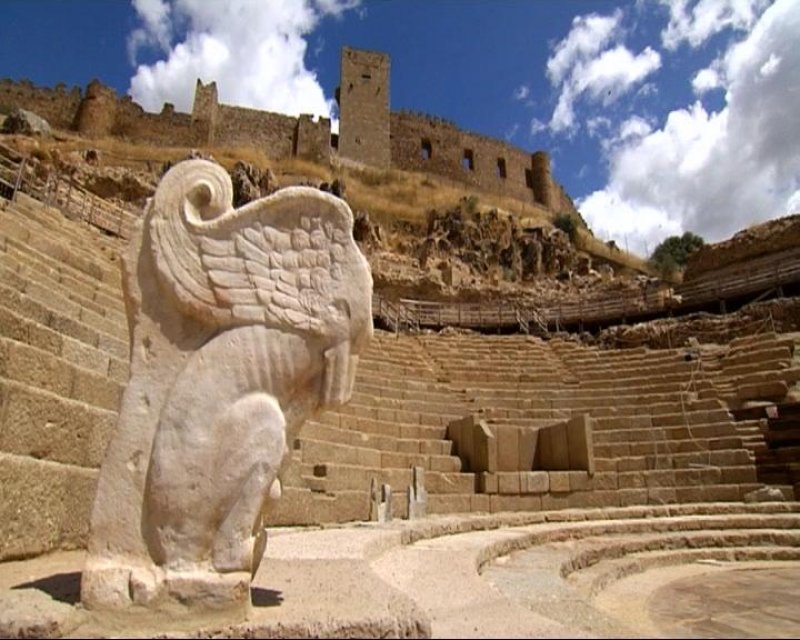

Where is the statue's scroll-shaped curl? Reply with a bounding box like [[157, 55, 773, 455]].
[[80, 160, 373, 616]]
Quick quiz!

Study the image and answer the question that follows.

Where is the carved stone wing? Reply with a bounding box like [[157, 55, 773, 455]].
[[148, 159, 368, 338]]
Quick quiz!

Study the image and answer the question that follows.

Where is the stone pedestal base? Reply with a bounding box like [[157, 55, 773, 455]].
[[81, 558, 251, 618]]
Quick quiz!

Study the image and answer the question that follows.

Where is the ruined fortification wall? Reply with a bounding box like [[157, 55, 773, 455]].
[[113, 100, 197, 146], [0, 79, 82, 130], [296, 114, 332, 163], [0, 78, 329, 161], [389, 111, 564, 209], [1, 51, 575, 216], [214, 105, 297, 158], [191, 80, 331, 161]]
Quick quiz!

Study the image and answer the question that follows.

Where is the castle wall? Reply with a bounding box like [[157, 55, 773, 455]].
[[296, 114, 331, 163], [0, 49, 576, 217], [213, 104, 297, 158], [112, 99, 198, 146], [338, 47, 391, 169], [390, 111, 560, 208], [0, 79, 82, 130]]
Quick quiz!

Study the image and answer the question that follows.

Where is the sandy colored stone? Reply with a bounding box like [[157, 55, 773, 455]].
[[81, 159, 373, 614]]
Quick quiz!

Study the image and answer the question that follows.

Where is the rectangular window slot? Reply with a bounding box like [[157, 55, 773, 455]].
[[525, 168, 534, 189], [497, 158, 507, 179], [421, 139, 432, 160], [462, 149, 475, 171]]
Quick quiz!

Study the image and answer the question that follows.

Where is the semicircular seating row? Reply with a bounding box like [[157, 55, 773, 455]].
[[1, 193, 798, 564]]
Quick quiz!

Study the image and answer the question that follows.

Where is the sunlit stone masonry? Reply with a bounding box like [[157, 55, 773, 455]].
[[80, 159, 374, 616]]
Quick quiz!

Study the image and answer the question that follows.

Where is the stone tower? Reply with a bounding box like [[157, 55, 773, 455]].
[[337, 47, 390, 169], [531, 151, 556, 211], [73, 80, 117, 137], [191, 79, 219, 145]]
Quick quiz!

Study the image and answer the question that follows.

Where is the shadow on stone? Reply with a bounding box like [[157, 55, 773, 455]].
[[13, 572, 81, 605], [251, 587, 283, 608]]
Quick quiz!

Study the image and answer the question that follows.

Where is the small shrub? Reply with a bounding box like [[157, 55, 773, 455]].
[[462, 195, 479, 215], [650, 232, 705, 272], [553, 212, 579, 243]]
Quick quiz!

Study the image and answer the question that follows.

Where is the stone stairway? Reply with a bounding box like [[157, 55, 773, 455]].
[[3, 190, 799, 565], [285, 331, 474, 521], [0, 195, 127, 561]]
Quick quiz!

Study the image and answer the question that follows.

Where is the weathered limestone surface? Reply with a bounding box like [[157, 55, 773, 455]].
[[80, 159, 373, 616]]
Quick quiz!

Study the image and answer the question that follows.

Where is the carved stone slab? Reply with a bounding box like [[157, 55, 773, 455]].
[[81, 160, 373, 617]]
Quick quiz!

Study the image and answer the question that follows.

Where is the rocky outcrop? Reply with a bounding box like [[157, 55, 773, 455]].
[[1, 108, 52, 136], [418, 199, 577, 283], [684, 214, 800, 281], [230, 161, 278, 207]]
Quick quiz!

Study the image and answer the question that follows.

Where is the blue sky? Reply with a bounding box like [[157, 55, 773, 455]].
[[1, 0, 798, 257]]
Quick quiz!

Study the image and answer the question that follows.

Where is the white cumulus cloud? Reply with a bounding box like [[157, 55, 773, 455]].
[[542, 9, 661, 134], [547, 10, 622, 85], [660, 0, 770, 50], [578, 0, 800, 257], [691, 66, 722, 94], [127, 0, 359, 121]]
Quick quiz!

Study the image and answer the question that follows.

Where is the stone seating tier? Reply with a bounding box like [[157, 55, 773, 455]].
[[0, 338, 123, 412], [0, 303, 128, 383], [1, 198, 123, 293], [2, 193, 796, 569], [0, 281, 127, 362], [0, 242, 127, 343]]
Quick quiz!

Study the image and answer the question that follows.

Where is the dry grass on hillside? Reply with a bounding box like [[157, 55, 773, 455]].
[[576, 229, 652, 274], [10, 133, 651, 272]]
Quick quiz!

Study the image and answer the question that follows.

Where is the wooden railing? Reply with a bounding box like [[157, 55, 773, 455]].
[[676, 246, 800, 306], [0, 142, 139, 239], [4, 142, 799, 333], [374, 250, 800, 333], [373, 294, 548, 334]]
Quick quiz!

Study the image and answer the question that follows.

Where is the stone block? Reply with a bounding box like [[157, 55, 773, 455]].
[[618, 488, 648, 507], [566, 413, 595, 474], [396, 439, 420, 454], [568, 471, 592, 491], [523, 471, 549, 494], [592, 472, 618, 490], [429, 455, 461, 473], [478, 472, 498, 494], [0, 380, 115, 468], [5, 340, 73, 397], [0, 452, 97, 561], [470, 494, 491, 513], [548, 471, 570, 493], [617, 456, 648, 472], [540, 493, 571, 511], [647, 487, 677, 504], [474, 419, 496, 473], [490, 494, 538, 513], [518, 427, 537, 471], [720, 466, 758, 484], [496, 425, 520, 472], [567, 490, 619, 509], [497, 472, 521, 495], [618, 472, 646, 489]]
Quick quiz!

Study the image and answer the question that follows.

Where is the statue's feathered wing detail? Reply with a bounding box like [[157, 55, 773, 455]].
[[147, 159, 368, 339]]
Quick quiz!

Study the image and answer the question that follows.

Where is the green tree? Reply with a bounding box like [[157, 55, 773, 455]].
[[553, 212, 579, 243], [650, 232, 705, 275]]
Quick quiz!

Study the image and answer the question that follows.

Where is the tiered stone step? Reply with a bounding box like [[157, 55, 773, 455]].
[[698, 332, 800, 406], [0, 196, 131, 560], [288, 331, 475, 519]]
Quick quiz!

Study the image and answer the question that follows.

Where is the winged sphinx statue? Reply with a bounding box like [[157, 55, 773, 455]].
[[81, 159, 373, 613]]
